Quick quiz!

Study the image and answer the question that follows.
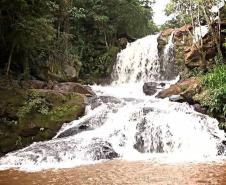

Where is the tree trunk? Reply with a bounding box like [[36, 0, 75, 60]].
[[201, 1, 223, 62], [6, 42, 15, 76]]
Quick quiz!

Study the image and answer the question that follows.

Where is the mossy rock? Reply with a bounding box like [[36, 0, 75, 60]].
[[0, 87, 85, 156]]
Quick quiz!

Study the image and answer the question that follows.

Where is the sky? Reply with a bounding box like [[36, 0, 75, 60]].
[[152, 0, 171, 26]]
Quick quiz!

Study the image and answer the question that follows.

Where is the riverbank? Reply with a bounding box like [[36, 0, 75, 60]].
[[1, 160, 226, 185]]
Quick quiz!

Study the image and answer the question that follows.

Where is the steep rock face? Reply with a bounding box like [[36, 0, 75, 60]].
[[0, 80, 86, 156], [158, 24, 193, 77], [184, 33, 217, 69], [158, 23, 222, 75]]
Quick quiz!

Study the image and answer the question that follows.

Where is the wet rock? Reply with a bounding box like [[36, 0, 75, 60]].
[[143, 82, 158, 96], [87, 96, 102, 110], [142, 107, 154, 115], [217, 142, 226, 156], [159, 83, 166, 87], [118, 37, 128, 48], [88, 96, 121, 110], [57, 120, 94, 138], [169, 95, 184, 102], [156, 77, 201, 100], [99, 96, 121, 104], [134, 118, 164, 153], [88, 139, 119, 160], [192, 104, 207, 114]]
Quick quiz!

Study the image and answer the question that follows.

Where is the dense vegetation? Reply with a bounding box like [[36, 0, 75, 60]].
[[163, 0, 226, 126], [194, 65, 226, 119], [0, 0, 157, 82]]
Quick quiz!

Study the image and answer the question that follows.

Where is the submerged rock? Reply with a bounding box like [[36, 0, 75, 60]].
[[143, 82, 158, 96], [134, 118, 164, 153], [88, 96, 121, 110], [88, 139, 119, 160]]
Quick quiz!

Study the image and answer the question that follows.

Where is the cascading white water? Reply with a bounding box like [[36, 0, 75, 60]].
[[161, 31, 177, 80], [112, 35, 161, 84], [0, 34, 225, 171]]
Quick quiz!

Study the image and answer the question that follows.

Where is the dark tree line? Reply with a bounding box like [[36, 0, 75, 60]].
[[0, 0, 157, 82]]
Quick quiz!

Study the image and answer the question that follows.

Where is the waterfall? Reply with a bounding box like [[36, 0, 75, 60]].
[[0, 34, 225, 171], [112, 35, 161, 84], [112, 33, 177, 84], [161, 31, 177, 80]]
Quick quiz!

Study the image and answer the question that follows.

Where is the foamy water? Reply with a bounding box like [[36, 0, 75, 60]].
[[0, 33, 225, 172]]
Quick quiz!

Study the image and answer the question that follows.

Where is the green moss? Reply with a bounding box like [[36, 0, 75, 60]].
[[49, 105, 83, 122], [17, 91, 51, 118], [0, 87, 85, 155]]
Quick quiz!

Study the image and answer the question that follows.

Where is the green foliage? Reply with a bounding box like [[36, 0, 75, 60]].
[[200, 65, 226, 115], [219, 122, 226, 131], [187, 68, 204, 78], [17, 92, 51, 118], [0, 0, 157, 81], [49, 105, 80, 122]]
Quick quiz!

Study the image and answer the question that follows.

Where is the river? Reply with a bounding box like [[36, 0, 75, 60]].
[[0, 34, 225, 184]]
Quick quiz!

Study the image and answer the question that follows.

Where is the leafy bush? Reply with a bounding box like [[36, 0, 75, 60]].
[[201, 65, 226, 115], [18, 92, 52, 118]]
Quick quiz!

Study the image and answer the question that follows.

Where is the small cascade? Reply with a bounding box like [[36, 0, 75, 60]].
[[112, 35, 161, 84], [161, 32, 177, 80], [0, 33, 225, 172], [112, 33, 177, 84]]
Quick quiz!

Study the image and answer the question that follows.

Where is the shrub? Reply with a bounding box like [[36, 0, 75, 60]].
[[201, 65, 226, 116], [17, 92, 51, 118]]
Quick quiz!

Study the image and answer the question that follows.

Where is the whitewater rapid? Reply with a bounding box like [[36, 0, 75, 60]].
[[0, 34, 225, 172]]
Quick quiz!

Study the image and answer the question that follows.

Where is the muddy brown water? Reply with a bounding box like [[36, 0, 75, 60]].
[[0, 160, 226, 185]]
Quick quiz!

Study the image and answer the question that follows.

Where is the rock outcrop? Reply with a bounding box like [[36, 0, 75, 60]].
[[35, 60, 80, 82], [158, 23, 221, 77], [156, 77, 201, 104], [0, 80, 88, 156], [20, 80, 95, 97], [184, 33, 217, 69]]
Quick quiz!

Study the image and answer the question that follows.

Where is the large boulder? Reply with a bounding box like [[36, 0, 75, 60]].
[[156, 77, 201, 104], [35, 61, 80, 82], [52, 82, 95, 97], [0, 82, 85, 156]]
